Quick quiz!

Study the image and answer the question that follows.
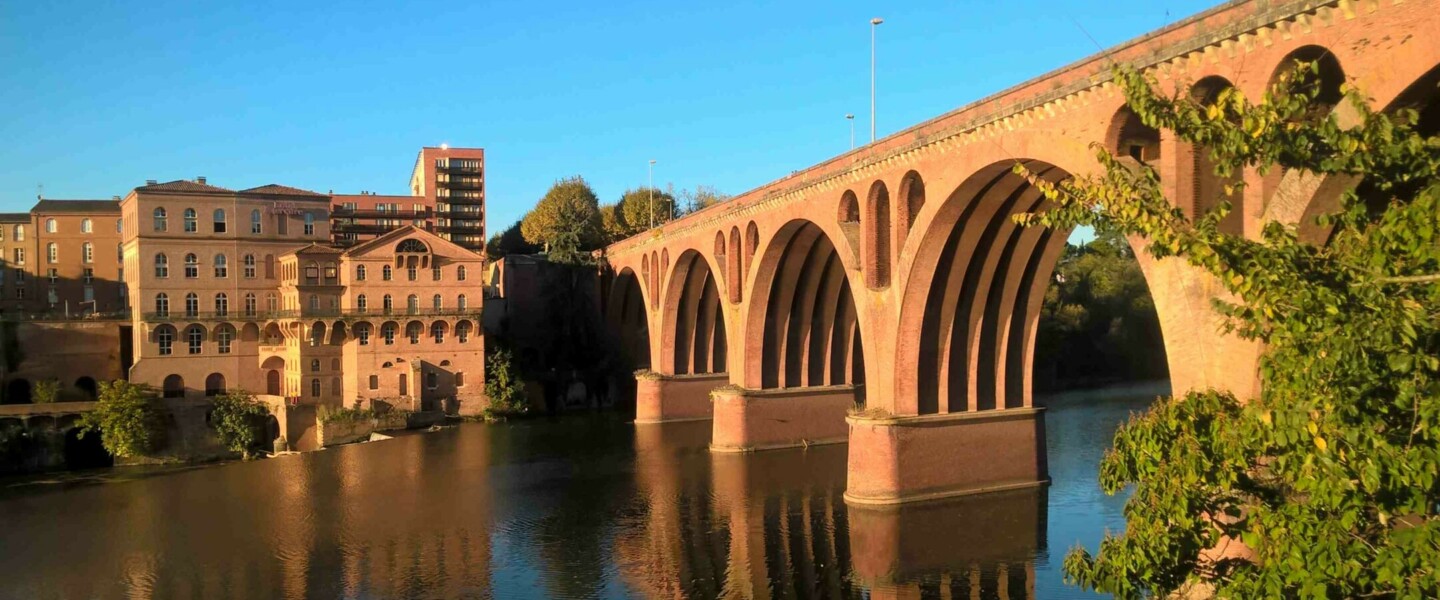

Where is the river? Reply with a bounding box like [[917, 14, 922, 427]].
[[0, 384, 1162, 599]]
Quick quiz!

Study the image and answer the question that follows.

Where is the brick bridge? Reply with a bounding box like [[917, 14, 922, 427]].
[[599, 0, 1440, 504]]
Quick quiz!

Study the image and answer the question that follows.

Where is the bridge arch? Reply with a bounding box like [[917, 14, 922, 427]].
[[863, 180, 892, 289], [660, 250, 727, 375], [606, 267, 651, 371], [743, 219, 864, 391]]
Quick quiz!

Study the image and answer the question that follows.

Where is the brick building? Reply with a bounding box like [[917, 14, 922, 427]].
[[328, 146, 486, 251]]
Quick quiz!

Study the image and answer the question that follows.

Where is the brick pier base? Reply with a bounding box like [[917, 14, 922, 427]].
[[634, 373, 727, 424], [710, 385, 858, 452], [844, 407, 1047, 505]]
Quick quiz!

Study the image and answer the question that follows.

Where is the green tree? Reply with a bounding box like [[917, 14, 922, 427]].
[[484, 347, 528, 415], [598, 203, 628, 244], [78, 380, 166, 458], [678, 185, 730, 215], [521, 176, 603, 265], [32, 379, 59, 404], [209, 390, 270, 458], [617, 186, 677, 235], [1017, 64, 1440, 598], [487, 219, 542, 260]]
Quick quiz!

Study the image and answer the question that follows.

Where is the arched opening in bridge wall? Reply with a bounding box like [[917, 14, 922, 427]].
[[1260, 46, 1347, 209], [1107, 106, 1160, 164], [749, 221, 864, 391], [727, 227, 742, 303], [607, 268, 651, 371], [1190, 76, 1245, 236], [903, 160, 1169, 415], [662, 251, 727, 375], [864, 181, 892, 289], [896, 171, 926, 252]]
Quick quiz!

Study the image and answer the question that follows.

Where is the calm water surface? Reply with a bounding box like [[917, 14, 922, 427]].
[[0, 385, 1160, 599]]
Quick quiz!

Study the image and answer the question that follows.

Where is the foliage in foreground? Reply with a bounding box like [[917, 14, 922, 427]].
[[78, 380, 166, 458], [484, 348, 529, 416], [209, 390, 270, 458], [1016, 64, 1440, 598]]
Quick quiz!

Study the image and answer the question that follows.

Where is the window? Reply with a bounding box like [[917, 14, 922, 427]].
[[303, 213, 315, 235], [310, 378, 320, 397], [382, 323, 395, 345], [243, 254, 256, 278], [307, 295, 319, 311], [185, 293, 198, 317], [213, 209, 227, 233], [458, 266, 467, 281], [406, 322, 421, 343], [116, 218, 123, 233], [310, 359, 320, 373], [184, 253, 198, 278], [457, 321, 471, 343], [214, 254, 228, 278], [13, 268, 23, 285], [265, 254, 275, 279], [458, 294, 468, 311], [82, 242, 93, 263], [117, 243, 123, 262], [250, 209, 262, 234], [12, 248, 22, 265], [217, 327, 232, 354], [356, 265, 367, 281], [214, 293, 228, 316], [266, 293, 277, 312], [188, 326, 203, 354], [46, 243, 57, 264], [82, 268, 94, 284], [155, 293, 169, 317], [183, 208, 197, 233], [382, 265, 392, 281], [277, 213, 288, 235], [153, 208, 167, 232], [407, 294, 418, 313], [368, 375, 379, 390], [431, 321, 445, 343], [456, 372, 465, 387], [432, 294, 442, 310], [81, 218, 92, 233], [426, 371, 437, 390], [357, 294, 368, 312], [432, 266, 442, 281], [383, 294, 393, 313], [47, 268, 58, 285], [45, 218, 56, 233], [407, 266, 418, 281], [357, 324, 371, 345], [244, 293, 257, 316], [155, 253, 169, 278], [14, 288, 23, 300], [157, 326, 174, 355]]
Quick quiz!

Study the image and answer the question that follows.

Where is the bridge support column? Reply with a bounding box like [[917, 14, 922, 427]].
[[844, 407, 1047, 505], [634, 372, 727, 424], [710, 385, 857, 452]]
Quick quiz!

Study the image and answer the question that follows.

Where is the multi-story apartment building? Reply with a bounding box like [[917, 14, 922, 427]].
[[31, 199, 126, 315], [0, 213, 31, 313], [411, 147, 485, 251], [330, 193, 432, 248]]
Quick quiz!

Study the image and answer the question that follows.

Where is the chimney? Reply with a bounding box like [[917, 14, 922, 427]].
[[146, 179, 157, 185], [196, 176, 207, 185]]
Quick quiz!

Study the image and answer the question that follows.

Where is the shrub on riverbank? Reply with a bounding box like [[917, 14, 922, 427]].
[[77, 381, 166, 458], [32, 380, 58, 404], [316, 404, 374, 424], [209, 391, 269, 459], [484, 348, 529, 419]]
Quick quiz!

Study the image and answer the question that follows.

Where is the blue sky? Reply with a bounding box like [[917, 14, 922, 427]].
[[1, 0, 1218, 231]]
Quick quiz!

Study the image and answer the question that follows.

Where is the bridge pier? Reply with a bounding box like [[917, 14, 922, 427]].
[[844, 407, 1047, 505], [710, 385, 858, 452], [634, 372, 727, 424]]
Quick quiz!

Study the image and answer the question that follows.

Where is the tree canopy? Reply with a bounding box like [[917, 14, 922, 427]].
[[617, 186, 677, 237], [677, 185, 730, 215], [1017, 64, 1440, 599], [520, 176, 604, 265], [487, 220, 542, 259], [78, 380, 166, 458]]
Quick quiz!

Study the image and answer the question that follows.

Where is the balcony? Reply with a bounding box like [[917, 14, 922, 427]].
[[435, 163, 482, 174], [439, 179, 483, 190], [142, 307, 483, 323], [333, 223, 403, 235], [435, 209, 484, 219], [436, 224, 485, 234], [331, 207, 432, 219]]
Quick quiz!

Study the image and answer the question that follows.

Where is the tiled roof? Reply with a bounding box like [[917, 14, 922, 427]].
[[0, 213, 30, 222], [137, 180, 234, 193], [31, 199, 121, 214], [239, 184, 327, 197], [296, 243, 344, 255]]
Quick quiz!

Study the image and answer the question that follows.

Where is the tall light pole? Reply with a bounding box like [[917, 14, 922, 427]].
[[648, 159, 657, 228], [846, 114, 855, 149], [870, 17, 884, 144]]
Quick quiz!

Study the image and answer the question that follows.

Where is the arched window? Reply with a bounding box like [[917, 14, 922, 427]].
[[212, 209, 227, 233], [80, 218, 92, 233], [356, 265, 367, 281], [205, 373, 226, 396], [303, 213, 315, 235], [432, 294, 442, 310], [310, 378, 320, 397], [382, 265, 393, 281], [356, 323, 371, 346], [116, 218, 123, 233], [154, 208, 169, 232], [155, 253, 168, 278], [46, 243, 57, 264], [357, 294, 368, 312], [244, 293, 257, 316], [382, 322, 396, 345], [457, 266, 467, 281], [243, 254, 256, 278], [383, 294, 393, 313], [250, 209, 262, 234], [157, 326, 175, 355], [82, 242, 93, 263], [183, 208, 197, 233], [216, 327, 233, 355], [310, 359, 321, 372], [214, 293, 228, 316], [431, 321, 445, 343], [184, 253, 198, 278], [406, 321, 422, 343], [407, 294, 419, 313], [458, 294, 468, 311], [162, 374, 184, 398], [214, 254, 228, 278], [397, 239, 427, 253], [44, 218, 56, 233], [184, 292, 199, 317], [187, 325, 203, 354], [457, 320, 472, 343], [154, 293, 169, 317], [117, 243, 123, 263]]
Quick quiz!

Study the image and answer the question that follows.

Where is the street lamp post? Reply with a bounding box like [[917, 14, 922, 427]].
[[648, 159, 657, 228], [846, 114, 855, 150], [870, 17, 883, 144]]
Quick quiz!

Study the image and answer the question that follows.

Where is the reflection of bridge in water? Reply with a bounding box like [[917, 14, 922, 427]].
[[620, 421, 1046, 599]]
